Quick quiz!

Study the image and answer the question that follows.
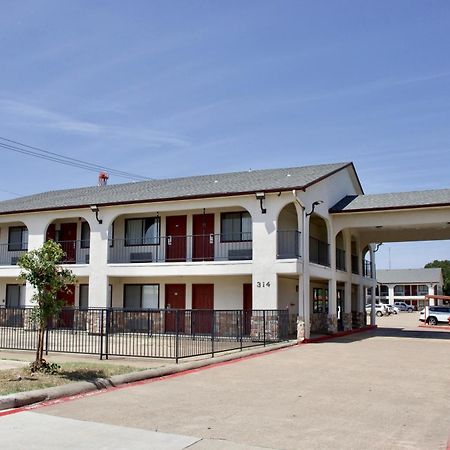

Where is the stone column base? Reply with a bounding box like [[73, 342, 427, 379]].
[[297, 316, 305, 341], [327, 314, 338, 334], [355, 311, 366, 328], [343, 312, 353, 331]]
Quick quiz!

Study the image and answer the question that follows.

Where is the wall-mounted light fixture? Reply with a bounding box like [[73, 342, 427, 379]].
[[305, 200, 324, 217], [255, 192, 267, 214], [90, 205, 103, 224]]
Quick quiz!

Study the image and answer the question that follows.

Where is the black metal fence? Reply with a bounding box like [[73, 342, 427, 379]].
[[309, 237, 330, 266], [277, 231, 301, 259], [363, 259, 373, 278], [0, 307, 289, 363], [0, 243, 27, 266], [108, 234, 252, 263]]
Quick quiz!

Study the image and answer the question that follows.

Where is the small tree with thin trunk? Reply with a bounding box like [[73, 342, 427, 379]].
[[18, 240, 75, 372]]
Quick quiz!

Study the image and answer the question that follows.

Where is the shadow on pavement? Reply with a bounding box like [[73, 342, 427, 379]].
[[322, 326, 450, 344]]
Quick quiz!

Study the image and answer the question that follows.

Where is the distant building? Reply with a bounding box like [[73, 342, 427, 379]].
[[375, 268, 444, 309]]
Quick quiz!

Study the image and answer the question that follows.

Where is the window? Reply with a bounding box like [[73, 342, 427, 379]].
[[312, 288, 328, 313], [394, 285, 405, 296], [417, 285, 428, 296], [6, 285, 23, 307], [79, 285, 89, 309], [8, 226, 28, 251], [124, 284, 159, 309], [80, 222, 90, 248], [125, 218, 159, 246], [380, 285, 388, 296], [221, 212, 252, 242]]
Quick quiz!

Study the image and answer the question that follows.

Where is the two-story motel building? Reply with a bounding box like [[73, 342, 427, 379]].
[[1, 162, 449, 339]]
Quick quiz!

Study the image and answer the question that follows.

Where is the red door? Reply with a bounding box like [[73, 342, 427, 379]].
[[192, 284, 214, 334], [166, 216, 187, 262], [165, 284, 186, 333], [243, 283, 252, 335], [57, 284, 75, 328], [192, 214, 215, 261], [60, 223, 77, 263]]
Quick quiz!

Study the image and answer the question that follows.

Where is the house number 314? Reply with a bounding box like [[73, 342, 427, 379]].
[[256, 282, 271, 288]]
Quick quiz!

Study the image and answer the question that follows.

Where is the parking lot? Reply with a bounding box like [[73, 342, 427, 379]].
[[1, 312, 449, 449]]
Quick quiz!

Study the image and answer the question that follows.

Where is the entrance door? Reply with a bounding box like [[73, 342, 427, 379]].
[[192, 284, 214, 334], [165, 284, 186, 333], [166, 216, 187, 262], [57, 284, 75, 328], [243, 283, 252, 335], [60, 223, 77, 263], [192, 214, 215, 261]]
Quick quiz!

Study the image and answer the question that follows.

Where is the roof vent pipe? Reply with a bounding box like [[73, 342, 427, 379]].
[[98, 172, 109, 186]]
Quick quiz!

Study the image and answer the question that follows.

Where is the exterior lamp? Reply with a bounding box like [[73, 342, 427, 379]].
[[255, 192, 267, 214], [305, 200, 324, 217], [90, 205, 103, 224]]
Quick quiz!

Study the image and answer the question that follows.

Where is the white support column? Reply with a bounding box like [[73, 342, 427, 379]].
[[88, 221, 109, 308], [251, 206, 278, 309], [301, 208, 311, 339], [388, 285, 395, 304], [327, 229, 337, 333], [297, 274, 309, 341], [328, 278, 337, 333], [344, 280, 352, 330], [370, 245, 376, 326], [358, 283, 365, 328], [428, 284, 435, 306]]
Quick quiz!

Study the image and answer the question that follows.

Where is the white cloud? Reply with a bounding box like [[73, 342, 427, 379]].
[[0, 98, 190, 148]]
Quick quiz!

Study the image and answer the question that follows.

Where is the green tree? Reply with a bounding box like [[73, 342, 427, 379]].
[[424, 260, 450, 295], [18, 240, 75, 371]]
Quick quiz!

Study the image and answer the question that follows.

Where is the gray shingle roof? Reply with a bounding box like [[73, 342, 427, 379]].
[[330, 189, 450, 213], [0, 162, 351, 215], [377, 268, 442, 284]]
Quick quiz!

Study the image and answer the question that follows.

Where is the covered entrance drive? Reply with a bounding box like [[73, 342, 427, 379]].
[[330, 189, 450, 328]]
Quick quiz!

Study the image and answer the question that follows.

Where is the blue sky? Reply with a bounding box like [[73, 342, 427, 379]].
[[1, 1, 449, 268]]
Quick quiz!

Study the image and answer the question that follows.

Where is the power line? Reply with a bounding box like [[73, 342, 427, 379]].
[[0, 188, 22, 197], [0, 136, 151, 181]]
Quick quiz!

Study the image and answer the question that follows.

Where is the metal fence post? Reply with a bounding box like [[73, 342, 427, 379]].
[[240, 310, 243, 351], [211, 310, 215, 358], [175, 309, 179, 364], [105, 308, 110, 360], [99, 309, 104, 360], [45, 324, 49, 356], [263, 310, 266, 347]]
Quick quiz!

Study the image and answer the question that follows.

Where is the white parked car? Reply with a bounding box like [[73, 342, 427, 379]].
[[366, 304, 388, 317], [419, 306, 450, 325], [385, 304, 399, 314]]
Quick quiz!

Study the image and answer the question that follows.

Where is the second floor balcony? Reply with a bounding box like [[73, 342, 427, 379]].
[[0, 242, 28, 266], [277, 230, 301, 259], [108, 233, 253, 264], [309, 237, 330, 267]]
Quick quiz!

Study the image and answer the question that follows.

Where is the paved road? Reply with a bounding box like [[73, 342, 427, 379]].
[[1, 313, 449, 449]]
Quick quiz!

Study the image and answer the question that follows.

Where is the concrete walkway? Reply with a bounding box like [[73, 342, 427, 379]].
[[0, 359, 28, 371]]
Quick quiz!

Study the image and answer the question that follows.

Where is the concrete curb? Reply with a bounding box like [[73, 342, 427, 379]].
[[0, 341, 297, 411], [301, 325, 377, 344]]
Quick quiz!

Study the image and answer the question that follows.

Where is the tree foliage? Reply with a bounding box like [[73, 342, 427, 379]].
[[424, 260, 450, 295], [18, 240, 75, 371]]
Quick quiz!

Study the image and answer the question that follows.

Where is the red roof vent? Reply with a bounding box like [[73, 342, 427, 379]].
[[98, 171, 109, 186]]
